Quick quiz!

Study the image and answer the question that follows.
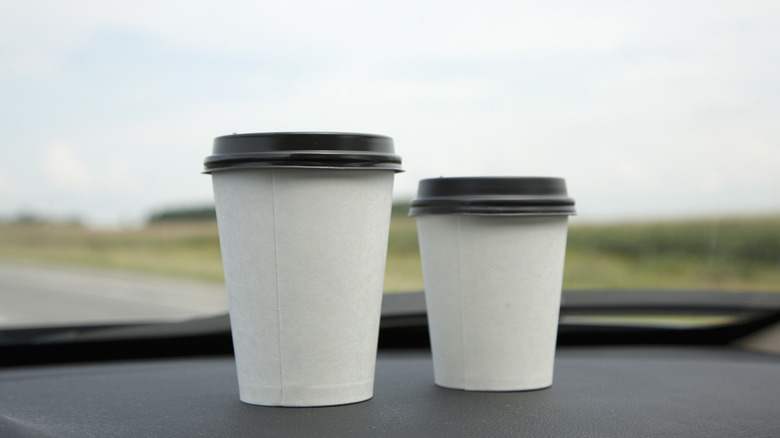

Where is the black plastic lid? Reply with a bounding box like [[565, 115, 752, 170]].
[[203, 132, 403, 173], [409, 177, 576, 216]]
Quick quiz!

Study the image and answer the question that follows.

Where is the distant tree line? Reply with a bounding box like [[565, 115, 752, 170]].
[[0, 212, 83, 226], [147, 206, 217, 222], [391, 199, 412, 217]]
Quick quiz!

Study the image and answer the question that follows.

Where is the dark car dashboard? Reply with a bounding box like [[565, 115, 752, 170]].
[[2, 291, 780, 437]]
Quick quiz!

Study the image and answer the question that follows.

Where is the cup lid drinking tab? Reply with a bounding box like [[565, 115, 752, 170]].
[[203, 132, 403, 173], [409, 177, 576, 216]]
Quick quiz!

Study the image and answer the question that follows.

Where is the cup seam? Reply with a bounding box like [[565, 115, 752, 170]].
[[456, 216, 467, 389], [271, 169, 286, 404]]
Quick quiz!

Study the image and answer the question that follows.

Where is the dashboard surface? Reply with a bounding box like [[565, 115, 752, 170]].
[[2, 346, 780, 437]]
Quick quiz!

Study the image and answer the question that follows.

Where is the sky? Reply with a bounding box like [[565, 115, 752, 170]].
[[1, 0, 779, 226]]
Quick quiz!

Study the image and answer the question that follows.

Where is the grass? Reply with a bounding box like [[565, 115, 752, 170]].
[[1, 215, 778, 293], [0, 222, 225, 283], [564, 216, 780, 291], [384, 216, 424, 292]]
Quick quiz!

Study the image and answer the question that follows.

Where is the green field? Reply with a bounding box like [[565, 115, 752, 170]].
[[1, 214, 778, 293]]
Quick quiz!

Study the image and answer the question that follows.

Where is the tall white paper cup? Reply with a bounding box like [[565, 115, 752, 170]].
[[410, 177, 575, 391], [204, 133, 402, 407]]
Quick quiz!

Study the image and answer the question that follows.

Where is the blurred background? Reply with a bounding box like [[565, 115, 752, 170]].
[[1, 0, 778, 325]]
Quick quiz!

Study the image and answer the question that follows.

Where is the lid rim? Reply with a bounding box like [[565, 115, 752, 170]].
[[410, 210, 576, 217], [409, 176, 576, 216], [409, 196, 575, 205], [203, 163, 403, 174], [204, 132, 402, 172]]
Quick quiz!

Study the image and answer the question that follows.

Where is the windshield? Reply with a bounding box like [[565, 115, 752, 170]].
[[1, 1, 778, 330]]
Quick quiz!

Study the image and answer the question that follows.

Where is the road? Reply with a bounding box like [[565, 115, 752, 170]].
[[0, 262, 228, 328]]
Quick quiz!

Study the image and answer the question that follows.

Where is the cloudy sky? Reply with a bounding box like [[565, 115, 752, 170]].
[[2, 0, 779, 226]]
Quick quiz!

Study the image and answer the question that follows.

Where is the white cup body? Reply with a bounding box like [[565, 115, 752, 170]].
[[211, 168, 394, 406], [417, 214, 569, 391]]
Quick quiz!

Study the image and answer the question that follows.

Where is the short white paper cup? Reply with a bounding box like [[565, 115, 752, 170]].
[[204, 133, 402, 407], [410, 177, 575, 391]]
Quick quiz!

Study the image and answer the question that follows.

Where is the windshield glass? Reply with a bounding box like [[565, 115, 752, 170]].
[[1, 1, 778, 329]]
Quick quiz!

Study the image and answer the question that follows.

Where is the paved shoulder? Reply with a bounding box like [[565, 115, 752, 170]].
[[0, 262, 228, 328]]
